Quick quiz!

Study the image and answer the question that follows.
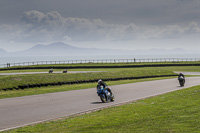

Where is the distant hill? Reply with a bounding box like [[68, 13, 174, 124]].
[[19, 42, 83, 55], [12, 42, 130, 56], [0, 42, 198, 56]]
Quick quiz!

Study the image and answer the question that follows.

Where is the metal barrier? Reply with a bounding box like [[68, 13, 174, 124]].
[[1, 58, 200, 68]]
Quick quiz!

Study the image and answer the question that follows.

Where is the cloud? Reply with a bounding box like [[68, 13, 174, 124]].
[[185, 22, 200, 34], [142, 22, 200, 39], [1, 10, 200, 44], [21, 10, 46, 25]]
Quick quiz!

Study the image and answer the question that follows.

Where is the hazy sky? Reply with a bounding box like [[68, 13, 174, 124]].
[[0, 0, 200, 51]]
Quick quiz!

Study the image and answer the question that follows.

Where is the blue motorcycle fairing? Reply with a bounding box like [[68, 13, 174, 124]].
[[97, 86, 110, 101]]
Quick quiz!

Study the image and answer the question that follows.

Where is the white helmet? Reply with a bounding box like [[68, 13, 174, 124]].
[[98, 79, 102, 84]]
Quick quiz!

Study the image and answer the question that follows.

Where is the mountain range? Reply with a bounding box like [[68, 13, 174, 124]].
[[0, 42, 198, 56]]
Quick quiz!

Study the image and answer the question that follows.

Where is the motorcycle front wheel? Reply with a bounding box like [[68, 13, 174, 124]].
[[100, 94, 107, 103]]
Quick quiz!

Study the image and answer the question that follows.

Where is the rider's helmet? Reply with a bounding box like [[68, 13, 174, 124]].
[[98, 79, 102, 84]]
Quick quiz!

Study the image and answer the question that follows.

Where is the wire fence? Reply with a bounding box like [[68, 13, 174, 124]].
[[1, 58, 200, 68]]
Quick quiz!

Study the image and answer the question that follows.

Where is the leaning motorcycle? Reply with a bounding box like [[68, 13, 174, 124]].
[[97, 86, 114, 103], [178, 76, 185, 87]]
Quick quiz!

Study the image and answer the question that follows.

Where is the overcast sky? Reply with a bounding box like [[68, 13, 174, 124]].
[[0, 0, 200, 51]]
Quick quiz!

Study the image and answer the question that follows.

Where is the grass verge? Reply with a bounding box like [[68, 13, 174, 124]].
[[0, 68, 175, 90], [4, 85, 200, 133]]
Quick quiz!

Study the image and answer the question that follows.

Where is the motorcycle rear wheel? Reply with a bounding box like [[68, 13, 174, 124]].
[[110, 94, 115, 102], [179, 80, 184, 87]]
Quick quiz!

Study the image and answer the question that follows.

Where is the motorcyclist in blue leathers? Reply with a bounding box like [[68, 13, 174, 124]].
[[97, 79, 112, 95]]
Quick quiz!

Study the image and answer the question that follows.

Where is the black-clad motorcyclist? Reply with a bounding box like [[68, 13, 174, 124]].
[[178, 72, 185, 79], [178, 72, 185, 84]]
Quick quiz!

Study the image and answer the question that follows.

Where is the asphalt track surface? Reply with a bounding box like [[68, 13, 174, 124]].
[[174, 71, 200, 75], [0, 73, 200, 131]]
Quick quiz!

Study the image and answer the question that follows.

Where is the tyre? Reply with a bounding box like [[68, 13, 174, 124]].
[[179, 80, 184, 87], [110, 94, 115, 102], [100, 94, 107, 103]]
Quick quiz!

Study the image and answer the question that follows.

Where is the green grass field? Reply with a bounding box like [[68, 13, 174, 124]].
[[4, 85, 200, 133], [1, 65, 200, 99], [0, 68, 175, 90], [2, 65, 200, 90]]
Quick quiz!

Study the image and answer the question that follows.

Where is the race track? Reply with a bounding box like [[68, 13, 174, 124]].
[[0, 74, 200, 131], [0, 71, 104, 75]]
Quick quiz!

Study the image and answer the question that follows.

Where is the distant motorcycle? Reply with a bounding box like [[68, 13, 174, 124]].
[[97, 85, 114, 103], [63, 69, 68, 73], [178, 76, 185, 87], [49, 68, 53, 73]]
